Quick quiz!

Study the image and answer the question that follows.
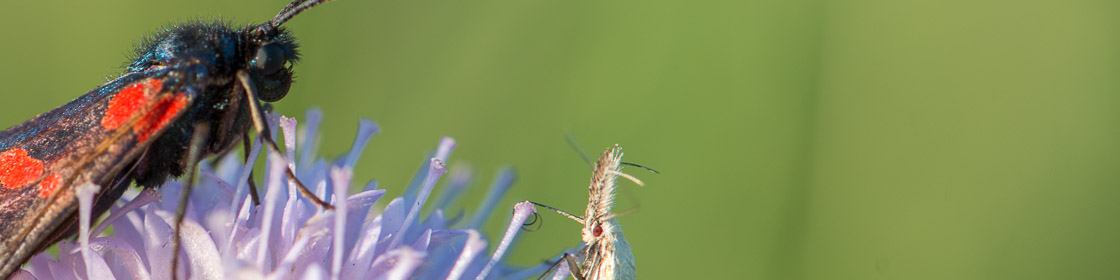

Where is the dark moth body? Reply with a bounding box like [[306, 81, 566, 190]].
[[0, 2, 313, 276]]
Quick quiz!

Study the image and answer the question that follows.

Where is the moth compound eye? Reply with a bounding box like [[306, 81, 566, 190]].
[[252, 43, 285, 75], [593, 225, 603, 237]]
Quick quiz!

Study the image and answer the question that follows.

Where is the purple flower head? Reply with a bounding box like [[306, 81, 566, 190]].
[[14, 110, 537, 280]]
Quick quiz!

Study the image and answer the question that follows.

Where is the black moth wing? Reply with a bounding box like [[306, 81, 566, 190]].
[[0, 70, 198, 275]]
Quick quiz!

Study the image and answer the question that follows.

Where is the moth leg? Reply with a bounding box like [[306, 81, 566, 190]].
[[563, 253, 587, 280], [537, 256, 562, 280], [171, 123, 210, 280], [242, 132, 262, 205], [236, 70, 332, 210], [537, 252, 586, 280]]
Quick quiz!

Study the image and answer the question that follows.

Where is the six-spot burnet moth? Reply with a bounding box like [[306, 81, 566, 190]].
[[0, 0, 336, 276]]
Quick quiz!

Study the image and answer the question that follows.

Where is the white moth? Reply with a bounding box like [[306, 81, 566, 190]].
[[533, 144, 647, 280]]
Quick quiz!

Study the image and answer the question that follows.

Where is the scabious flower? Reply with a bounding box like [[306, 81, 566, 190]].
[[12, 110, 541, 280]]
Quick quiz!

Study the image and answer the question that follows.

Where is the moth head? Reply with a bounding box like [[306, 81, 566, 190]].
[[247, 30, 298, 102], [247, 0, 334, 102]]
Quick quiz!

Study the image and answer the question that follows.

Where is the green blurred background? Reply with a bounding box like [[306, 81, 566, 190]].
[[2, 0, 1119, 279]]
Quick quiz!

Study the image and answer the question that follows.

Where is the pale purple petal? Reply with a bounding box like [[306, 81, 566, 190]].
[[278, 165, 310, 262], [341, 207, 383, 279], [298, 108, 323, 170], [193, 169, 235, 217], [290, 211, 334, 273], [113, 210, 149, 269], [384, 248, 424, 280], [114, 190, 161, 269], [8, 269, 34, 280], [402, 137, 457, 205], [77, 183, 115, 280], [59, 250, 86, 274], [280, 115, 298, 168], [256, 152, 289, 270], [300, 263, 328, 280], [434, 137, 456, 163], [507, 250, 579, 280], [201, 210, 234, 257], [224, 194, 256, 258], [432, 164, 473, 214], [336, 188, 385, 273], [340, 189, 384, 254], [49, 248, 78, 280], [211, 150, 244, 180], [475, 201, 537, 280], [233, 228, 262, 263], [28, 255, 54, 279], [152, 183, 199, 224], [142, 207, 182, 280], [361, 179, 378, 192], [96, 189, 161, 235], [278, 115, 314, 257], [401, 159, 431, 205], [230, 134, 262, 212], [152, 210, 222, 279], [229, 265, 265, 280], [389, 158, 447, 249], [446, 230, 485, 280], [89, 237, 151, 280], [372, 198, 405, 258], [369, 248, 424, 279], [467, 168, 516, 229], [266, 113, 281, 143], [330, 167, 352, 280], [265, 234, 312, 280], [410, 229, 432, 252], [76, 183, 98, 248], [340, 119, 379, 168], [313, 172, 330, 205], [550, 262, 572, 280], [421, 210, 446, 235]]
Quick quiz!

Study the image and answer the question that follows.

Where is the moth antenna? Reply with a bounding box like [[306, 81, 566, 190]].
[[274, 0, 306, 17], [529, 201, 585, 224], [621, 161, 660, 174], [262, 0, 334, 32]]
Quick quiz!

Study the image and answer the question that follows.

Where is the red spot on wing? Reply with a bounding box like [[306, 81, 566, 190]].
[[39, 174, 61, 197], [135, 93, 189, 142], [0, 148, 44, 190], [102, 79, 164, 130], [101, 78, 188, 142]]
